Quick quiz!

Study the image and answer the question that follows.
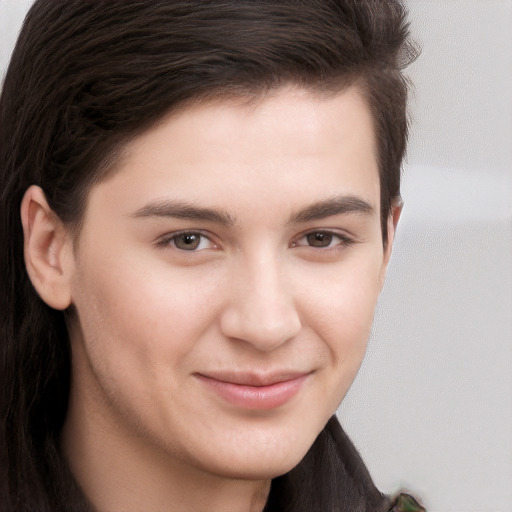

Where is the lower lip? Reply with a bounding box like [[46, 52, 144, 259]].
[[197, 374, 309, 410]]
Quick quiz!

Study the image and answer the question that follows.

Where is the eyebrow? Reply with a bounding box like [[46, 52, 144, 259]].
[[131, 199, 236, 226], [131, 194, 374, 226], [288, 195, 375, 224]]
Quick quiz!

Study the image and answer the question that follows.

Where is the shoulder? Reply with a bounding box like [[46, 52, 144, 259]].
[[389, 493, 426, 512]]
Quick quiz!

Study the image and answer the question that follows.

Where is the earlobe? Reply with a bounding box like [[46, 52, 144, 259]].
[[20, 185, 74, 310]]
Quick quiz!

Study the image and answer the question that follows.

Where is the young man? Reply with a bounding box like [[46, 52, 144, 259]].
[[1, 1, 422, 510]]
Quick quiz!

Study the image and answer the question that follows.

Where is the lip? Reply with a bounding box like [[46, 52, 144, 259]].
[[195, 371, 310, 410]]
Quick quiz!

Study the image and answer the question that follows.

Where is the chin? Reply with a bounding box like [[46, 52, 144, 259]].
[[193, 419, 323, 481], [210, 452, 306, 481]]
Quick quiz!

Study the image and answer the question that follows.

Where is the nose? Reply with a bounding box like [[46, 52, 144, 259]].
[[219, 257, 302, 351]]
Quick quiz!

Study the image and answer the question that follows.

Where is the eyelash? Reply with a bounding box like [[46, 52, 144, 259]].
[[156, 230, 355, 252]]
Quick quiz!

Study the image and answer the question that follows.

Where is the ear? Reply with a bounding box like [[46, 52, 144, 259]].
[[20, 185, 74, 310], [379, 201, 402, 286]]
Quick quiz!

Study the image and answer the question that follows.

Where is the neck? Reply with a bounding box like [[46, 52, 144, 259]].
[[61, 387, 270, 512]]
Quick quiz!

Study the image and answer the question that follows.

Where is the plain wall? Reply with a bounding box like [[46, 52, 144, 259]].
[[2, 1, 511, 511]]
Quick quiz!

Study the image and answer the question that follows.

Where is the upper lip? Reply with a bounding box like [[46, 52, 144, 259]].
[[196, 370, 311, 387]]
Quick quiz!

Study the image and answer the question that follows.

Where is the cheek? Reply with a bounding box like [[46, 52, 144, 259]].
[[70, 252, 220, 397], [303, 254, 382, 333], [68, 257, 228, 446], [300, 256, 383, 397]]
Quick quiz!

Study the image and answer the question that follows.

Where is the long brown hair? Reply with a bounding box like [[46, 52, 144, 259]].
[[0, 1, 416, 509]]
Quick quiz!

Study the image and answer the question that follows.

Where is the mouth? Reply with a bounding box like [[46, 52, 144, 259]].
[[195, 371, 311, 410]]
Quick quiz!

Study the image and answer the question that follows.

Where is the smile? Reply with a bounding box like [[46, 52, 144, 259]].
[[195, 371, 310, 410]]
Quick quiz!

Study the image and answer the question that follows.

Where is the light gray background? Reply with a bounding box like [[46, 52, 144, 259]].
[[1, 1, 511, 511], [339, 2, 512, 511]]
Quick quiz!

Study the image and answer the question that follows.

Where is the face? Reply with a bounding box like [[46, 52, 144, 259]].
[[65, 86, 394, 482]]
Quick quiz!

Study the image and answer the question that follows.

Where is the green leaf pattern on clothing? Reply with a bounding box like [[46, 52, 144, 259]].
[[390, 493, 426, 512]]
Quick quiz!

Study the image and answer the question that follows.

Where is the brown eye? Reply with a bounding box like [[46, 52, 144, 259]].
[[306, 232, 333, 248], [157, 231, 216, 252], [173, 233, 202, 250]]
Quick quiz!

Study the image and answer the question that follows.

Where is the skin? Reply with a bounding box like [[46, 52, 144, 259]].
[[22, 85, 399, 512]]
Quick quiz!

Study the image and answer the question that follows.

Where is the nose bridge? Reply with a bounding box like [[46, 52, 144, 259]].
[[220, 250, 301, 351]]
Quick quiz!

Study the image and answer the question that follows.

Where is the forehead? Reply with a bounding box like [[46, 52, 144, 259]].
[[85, 85, 380, 222]]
